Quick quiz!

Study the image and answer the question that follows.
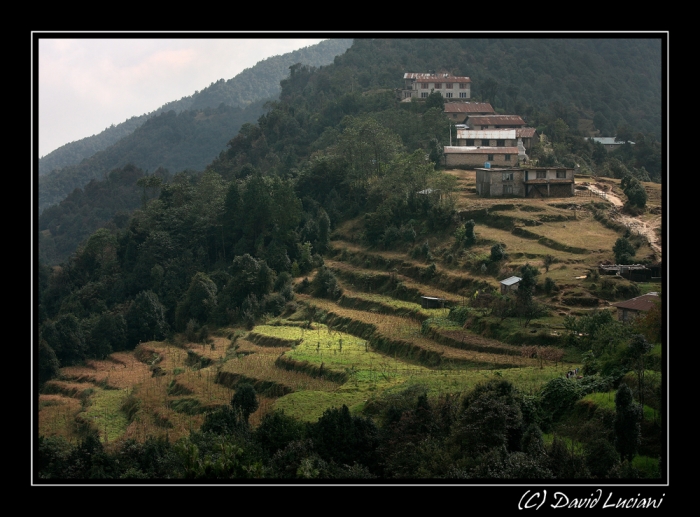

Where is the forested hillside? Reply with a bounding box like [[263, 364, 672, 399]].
[[37, 37, 664, 481], [39, 101, 267, 213], [39, 39, 353, 177]]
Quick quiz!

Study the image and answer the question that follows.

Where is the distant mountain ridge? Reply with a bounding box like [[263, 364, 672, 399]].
[[39, 39, 354, 177]]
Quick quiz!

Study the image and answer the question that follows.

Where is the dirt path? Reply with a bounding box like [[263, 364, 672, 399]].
[[583, 184, 662, 259]]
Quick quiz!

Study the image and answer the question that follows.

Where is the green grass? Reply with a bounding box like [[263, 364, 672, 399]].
[[273, 390, 372, 422], [580, 391, 661, 422], [632, 455, 660, 478], [80, 387, 131, 443], [636, 282, 662, 295], [542, 432, 586, 453], [254, 324, 429, 382], [254, 322, 570, 421]]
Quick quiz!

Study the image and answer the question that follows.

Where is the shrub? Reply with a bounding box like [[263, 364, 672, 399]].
[[490, 243, 506, 262], [544, 277, 557, 294], [311, 267, 342, 300]]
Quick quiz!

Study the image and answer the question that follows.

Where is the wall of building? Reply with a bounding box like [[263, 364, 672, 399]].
[[446, 152, 518, 169], [475, 168, 527, 197]]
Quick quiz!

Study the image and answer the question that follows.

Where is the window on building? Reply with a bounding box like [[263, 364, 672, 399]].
[[445, 92, 452, 98], [504, 185, 513, 195], [536, 171, 546, 179], [481, 139, 490, 146], [556, 170, 567, 178], [466, 139, 474, 146], [421, 83, 429, 89], [505, 154, 511, 161], [460, 83, 467, 89], [459, 92, 468, 98], [446, 83, 453, 89], [496, 139, 505, 146], [421, 92, 428, 98], [502, 172, 513, 181]]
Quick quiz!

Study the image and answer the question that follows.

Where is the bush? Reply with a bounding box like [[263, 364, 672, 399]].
[[544, 277, 557, 294], [613, 237, 636, 264], [311, 267, 342, 300], [490, 243, 506, 262]]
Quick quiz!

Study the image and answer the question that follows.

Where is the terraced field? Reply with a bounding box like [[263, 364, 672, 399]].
[[40, 172, 662, 441]]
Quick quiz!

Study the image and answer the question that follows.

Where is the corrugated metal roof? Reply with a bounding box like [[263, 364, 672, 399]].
[[500, 276, 522, 286], [456, 129, 516, 139], [444, 146, 519, 154], [516, 127, 537, 137], [611, 293, 659, 312], [444, 102, 494, 113], [404, 72, 471, 82], [468, 115, 526, 126], [588, 137, 635, 145]]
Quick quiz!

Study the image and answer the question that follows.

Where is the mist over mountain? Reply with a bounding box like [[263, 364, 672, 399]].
[[38, 39, 354, 178]]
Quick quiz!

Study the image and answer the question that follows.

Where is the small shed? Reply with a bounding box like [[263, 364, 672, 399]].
[[611, 292, 659, 322], [500, 276, 522, 294], [421, 296, 446, 309]]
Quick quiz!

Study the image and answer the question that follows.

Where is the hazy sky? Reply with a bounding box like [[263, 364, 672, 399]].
[[36, 37, 328, 158]]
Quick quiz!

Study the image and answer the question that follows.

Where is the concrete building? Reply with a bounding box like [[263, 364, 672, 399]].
[[400, 72, 471, 101], [444, 147, 519, 168], [456, 129, 517, 147]]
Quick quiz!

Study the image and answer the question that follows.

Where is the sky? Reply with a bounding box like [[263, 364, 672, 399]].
[[36, 37, 328, 158]]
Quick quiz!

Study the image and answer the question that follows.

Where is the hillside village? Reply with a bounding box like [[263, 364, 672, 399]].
[[36, 41, 664, 482]]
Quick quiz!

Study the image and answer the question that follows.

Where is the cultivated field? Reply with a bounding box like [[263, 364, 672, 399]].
[[39, 170, 662, 443]]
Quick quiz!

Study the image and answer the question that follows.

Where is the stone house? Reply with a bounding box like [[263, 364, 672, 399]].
[[475, 166, 575, 198], [611, 292, 659, 322]]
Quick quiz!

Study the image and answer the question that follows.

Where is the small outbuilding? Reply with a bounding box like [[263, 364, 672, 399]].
[[611, 292, 660, 322], [500, 276, 522, 294], [421, 296, 446, 309]]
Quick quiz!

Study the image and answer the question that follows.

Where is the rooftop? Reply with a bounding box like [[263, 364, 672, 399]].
[[500, 276, 522, 286], [444, 146, 519, 154], [589, 137, 635, 145], [444, 102, 494, 113], [467, 115, 527, 126], [404, 72, 471, 82], [611, 293, 660, 312]]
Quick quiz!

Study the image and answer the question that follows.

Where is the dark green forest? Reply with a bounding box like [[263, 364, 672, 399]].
[[36, 37, 665, 482]]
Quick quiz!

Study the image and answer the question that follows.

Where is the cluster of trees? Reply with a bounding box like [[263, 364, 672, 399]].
[[37, 377, 657, 480]]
